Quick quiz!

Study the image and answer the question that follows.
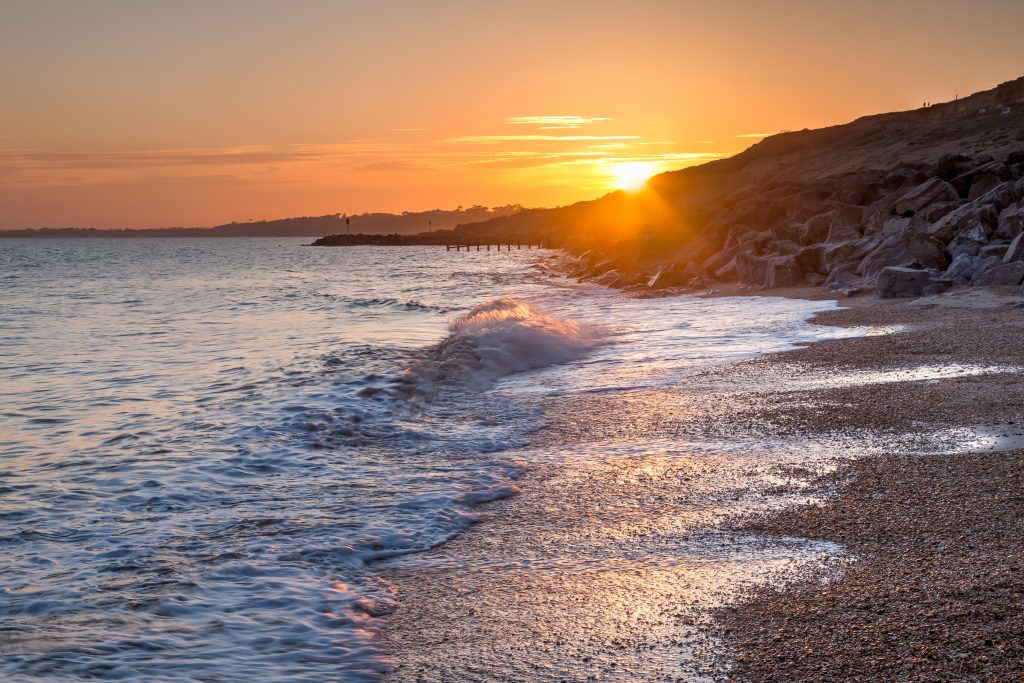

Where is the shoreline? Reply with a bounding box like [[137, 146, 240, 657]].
[[378, 285, 1024, 681], [711, 286, 1024, 681]]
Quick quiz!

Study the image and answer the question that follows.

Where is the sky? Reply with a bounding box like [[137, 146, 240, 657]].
[[2, 0, 1023, 229]]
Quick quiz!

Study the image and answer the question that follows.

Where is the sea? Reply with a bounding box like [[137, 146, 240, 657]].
[[0, 237, 862, 681]]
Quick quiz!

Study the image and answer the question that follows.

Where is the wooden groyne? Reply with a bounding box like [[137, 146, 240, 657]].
[[445, 242, 550, 251], [311, 232, 556, 248]]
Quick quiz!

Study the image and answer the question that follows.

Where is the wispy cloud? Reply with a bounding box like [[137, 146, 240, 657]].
[[503, 115, 611, 129], [0, 129, 724, 194], [446, 134, 639, 144]]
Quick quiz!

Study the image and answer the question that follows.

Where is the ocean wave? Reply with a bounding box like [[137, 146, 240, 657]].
[[399, 297, 601, 397]]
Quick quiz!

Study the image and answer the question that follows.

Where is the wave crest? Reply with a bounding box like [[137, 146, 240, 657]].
[[402, 297, 599, 395]]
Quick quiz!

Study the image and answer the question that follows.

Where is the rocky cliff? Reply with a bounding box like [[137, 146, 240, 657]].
[[510, 76, 1024, 298]]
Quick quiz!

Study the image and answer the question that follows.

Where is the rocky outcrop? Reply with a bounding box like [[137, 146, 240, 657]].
[[571, 147, 1024, 298], [876, 267, 951, 299], [484, 77, 1024, 299], [973, 261, 1024, 287]]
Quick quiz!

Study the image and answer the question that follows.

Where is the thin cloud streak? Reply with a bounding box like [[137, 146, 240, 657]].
[[503, 115, 612, 129], [445, 135, 640, 144]]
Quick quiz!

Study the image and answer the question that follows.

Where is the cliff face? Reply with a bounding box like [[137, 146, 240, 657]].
[[483, 76, 1024, 297]]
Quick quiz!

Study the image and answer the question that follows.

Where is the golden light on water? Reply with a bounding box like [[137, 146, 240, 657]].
[[611, 161, 658, 192]]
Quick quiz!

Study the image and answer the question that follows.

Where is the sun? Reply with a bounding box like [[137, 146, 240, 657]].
[[611, 161, 657, 192]]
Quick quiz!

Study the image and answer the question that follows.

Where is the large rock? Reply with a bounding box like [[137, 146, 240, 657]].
[[824, 235, 881, 274], [967, 173, 1001, 201], [973, 261, 1024, 287], [974, 181, 1022, 213], [926, 203, 998, 243], [942, 253, 983, 284], [824, 268, 862, 293], [795, 244, 828, 275], [893, 177, 958, 216], [996, 204, 1024, 241], [968, 256, 1003, 285], [947, 221, 993, 260], [876, 266, 932, 299], [733, 251, 803, 288], [796, 207, 861, 245], [862, 194, 900, 234], [980, 242, 1010, 260], [859, 233, 948, 282], [647, 261, 704, 289], [916, 200, 962, 225], [936, 153, 970, 181], [881, 216, 913, 237], [593, 269, 625, 287], [826, 222, 862, 243], [952, 161, 1012, 199], [701, 246, 737, 274], [1004, 232, 1024, 263]]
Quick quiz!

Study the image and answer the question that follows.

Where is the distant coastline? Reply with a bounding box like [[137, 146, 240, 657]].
[[0, 205, 522, 239]]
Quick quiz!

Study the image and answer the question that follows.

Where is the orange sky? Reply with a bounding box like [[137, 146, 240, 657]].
[[2, 0, 1023, 228]]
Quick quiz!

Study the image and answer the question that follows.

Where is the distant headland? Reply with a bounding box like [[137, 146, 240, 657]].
[[0, 205, 522, 239], [313, 76, 1024, 300]]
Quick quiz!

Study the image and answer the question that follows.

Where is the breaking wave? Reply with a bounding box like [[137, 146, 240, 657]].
[[399, 297, 601, 396]]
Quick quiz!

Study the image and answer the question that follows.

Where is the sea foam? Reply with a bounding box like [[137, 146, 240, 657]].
[[405, 297, 600, 394]]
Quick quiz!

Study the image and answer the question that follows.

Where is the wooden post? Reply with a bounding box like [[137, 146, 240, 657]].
[[487, 244, 490, 251], [446, 245, 451, 251]]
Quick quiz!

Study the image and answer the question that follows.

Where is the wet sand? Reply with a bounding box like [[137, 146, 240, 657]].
[[379, 286, 1024, 681]]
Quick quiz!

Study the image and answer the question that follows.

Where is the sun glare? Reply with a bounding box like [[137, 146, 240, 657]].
[[611, 162, 657, 192]]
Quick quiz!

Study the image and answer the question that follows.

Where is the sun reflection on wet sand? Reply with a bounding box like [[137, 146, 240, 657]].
[[380, 359, 1023, 682]]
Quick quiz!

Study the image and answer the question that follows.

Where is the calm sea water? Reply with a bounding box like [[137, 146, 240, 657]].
[[0, 238, 856, 681]]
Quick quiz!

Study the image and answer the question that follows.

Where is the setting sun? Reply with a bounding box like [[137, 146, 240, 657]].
[[612, 162, 657, 192]]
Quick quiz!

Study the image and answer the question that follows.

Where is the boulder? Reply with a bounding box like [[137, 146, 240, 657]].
[[714, 258, 738, 281], [733, 251, 803, 288], [824, 268, 862, 292], [862, 194, 900, 234], [996, 204, 1024, 241], [974, 181, 1022, 212], [936, 153, 969, 181], [647, 261, 702, 289], [979, 243, 1009, 260], [968, 256, 1003, 285], [926, 203, 998, 243], [824, 235, 881, 274], [1004, 232, 1024, 263], [876, 266, 932, 299], [826, 222, 863, 243], [795, 244, 828, 275], [973, 261, 1024, 287], [967, 173, 1000, 201], [701, 246, 737, 274], [941, 253, 983, 284], [946, 221, 993, 261], [952, 161, 1012, 198], [859, 233, 948, 282], [916, 201, 962, 225], [893, 178, 958, 216], [593, 269, 625, 287], [882, 216, 913, 237]]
